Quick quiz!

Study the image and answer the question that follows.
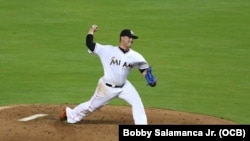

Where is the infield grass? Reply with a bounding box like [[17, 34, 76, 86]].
[[0, 0, 250, 124]]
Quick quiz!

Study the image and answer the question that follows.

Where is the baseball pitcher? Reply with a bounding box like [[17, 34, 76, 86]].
[[60, 24, 157, 125]]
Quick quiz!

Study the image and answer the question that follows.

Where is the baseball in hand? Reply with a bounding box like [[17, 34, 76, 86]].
[[92, 24, 98, 32]]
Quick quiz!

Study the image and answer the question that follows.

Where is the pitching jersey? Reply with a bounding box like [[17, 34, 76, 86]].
[[88, 43, 149, 86]]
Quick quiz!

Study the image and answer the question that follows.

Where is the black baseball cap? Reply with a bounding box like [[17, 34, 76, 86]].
[[120, 29, 138, 39]]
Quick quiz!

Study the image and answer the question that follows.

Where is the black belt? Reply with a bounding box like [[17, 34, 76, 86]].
[[105, 83, 124, 88]]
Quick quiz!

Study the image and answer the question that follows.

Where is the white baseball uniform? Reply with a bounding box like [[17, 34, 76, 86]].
[[65, 41, 149, 125]]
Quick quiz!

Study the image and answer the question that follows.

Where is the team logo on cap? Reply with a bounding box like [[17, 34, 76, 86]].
[[130, 30, 134, 35]]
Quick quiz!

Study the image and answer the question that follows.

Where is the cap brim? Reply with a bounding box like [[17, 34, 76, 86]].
[[132, 36, 138, 39]]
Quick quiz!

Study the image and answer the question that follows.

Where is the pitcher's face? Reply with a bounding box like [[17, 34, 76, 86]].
[[121, 36, 134, 49]]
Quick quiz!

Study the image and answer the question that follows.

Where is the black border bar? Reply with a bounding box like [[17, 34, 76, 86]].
[[119, 125, 250, 141]]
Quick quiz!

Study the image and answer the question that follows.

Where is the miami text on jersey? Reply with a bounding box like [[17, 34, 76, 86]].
[[109, 56, 133, 68]]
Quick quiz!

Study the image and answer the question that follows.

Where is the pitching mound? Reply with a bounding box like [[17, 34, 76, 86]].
[[0, 104, 236, 141]]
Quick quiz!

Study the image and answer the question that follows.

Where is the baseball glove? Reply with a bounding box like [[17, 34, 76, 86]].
[[145, 67, 157, 87]]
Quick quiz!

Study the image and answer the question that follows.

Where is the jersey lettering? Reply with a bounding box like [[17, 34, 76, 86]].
[[110, 56, 121, 65], [122, 62, 133, 68], [109, 56, 132, 68]]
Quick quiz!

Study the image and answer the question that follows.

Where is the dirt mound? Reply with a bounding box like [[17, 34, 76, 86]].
[[0, 104, 236, 141]]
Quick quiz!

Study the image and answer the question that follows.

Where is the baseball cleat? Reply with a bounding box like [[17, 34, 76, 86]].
[[59, 108, 67, 121]]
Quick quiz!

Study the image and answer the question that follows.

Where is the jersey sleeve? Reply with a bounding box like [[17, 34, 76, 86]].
[[88, 43, 113, 58], [133, 51, 149, 69], [137, 61, 149, 70], [87, 43, 103, 54]]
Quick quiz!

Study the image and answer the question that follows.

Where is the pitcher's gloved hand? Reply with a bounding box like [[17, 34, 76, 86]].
[[145, 67, 157, 87]]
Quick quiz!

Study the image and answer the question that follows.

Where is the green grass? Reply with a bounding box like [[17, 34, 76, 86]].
[[0, 0, 250, 124]]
